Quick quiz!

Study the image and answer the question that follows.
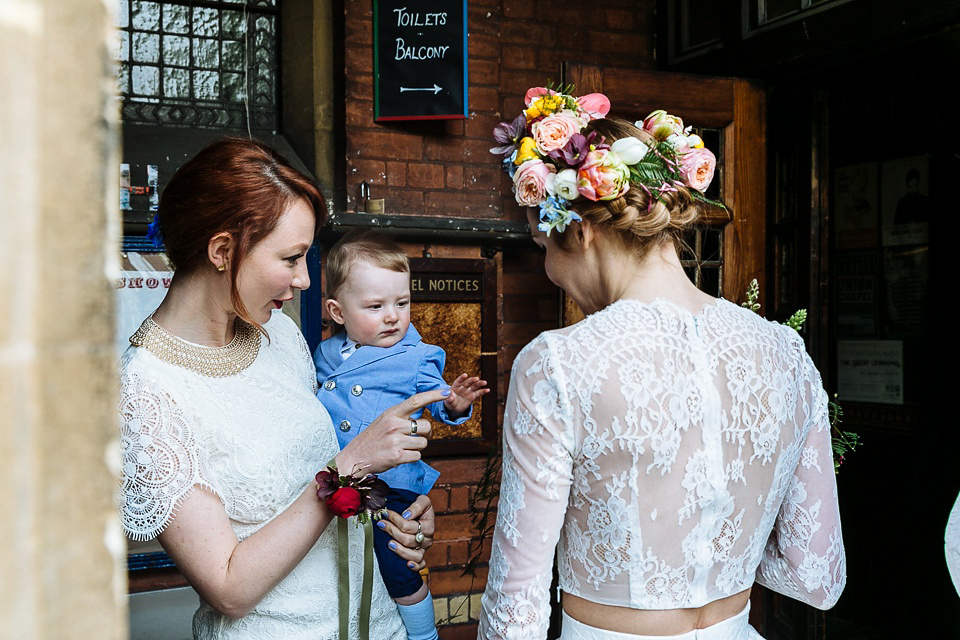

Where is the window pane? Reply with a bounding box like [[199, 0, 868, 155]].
[[131, 1, 159, 30], [163, 67, 189, 98], [193, 38, 219, 68], [192, 7, 219, 37], [132, 65, 159, 95], [760, 0, 801, 24], [116, 0, 278, 131], [680, 0, 723, 51], [163, 4, 189, 34], [132, 32, 159, 63], [162, 35, 189, 66]]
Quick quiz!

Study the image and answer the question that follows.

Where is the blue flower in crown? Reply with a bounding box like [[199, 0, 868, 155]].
[[538, 196, 581, 236], [503, 150, 519, 179], [146, 215, 165, 249]]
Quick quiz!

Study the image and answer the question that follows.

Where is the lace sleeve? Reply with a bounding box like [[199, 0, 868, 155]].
[[480, 337, 574, 640], [755, 356, 846, 609], [119, 372, 214, 541]]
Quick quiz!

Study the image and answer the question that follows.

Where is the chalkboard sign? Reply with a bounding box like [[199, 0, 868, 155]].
[[373, 0, 468, 121]]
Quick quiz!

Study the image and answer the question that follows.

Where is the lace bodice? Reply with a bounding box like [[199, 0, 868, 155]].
[[118, 310, 404, 640], [480, 298, 845, 639]]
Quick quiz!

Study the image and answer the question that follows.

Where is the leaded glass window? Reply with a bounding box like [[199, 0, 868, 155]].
[[115, 0, 279, 132], [681, 127, 724, 298]]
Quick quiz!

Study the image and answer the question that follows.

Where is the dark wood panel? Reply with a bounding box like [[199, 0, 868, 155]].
[[566, 64, 735, 126], [723, 78, 767, 301]]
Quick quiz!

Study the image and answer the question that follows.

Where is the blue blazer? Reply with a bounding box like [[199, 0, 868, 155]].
[[313, 323, 470, 494]]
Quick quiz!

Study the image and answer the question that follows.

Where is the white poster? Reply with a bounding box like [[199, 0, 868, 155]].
[[837, 340, 904, 404], [115, 252, 173, 359]]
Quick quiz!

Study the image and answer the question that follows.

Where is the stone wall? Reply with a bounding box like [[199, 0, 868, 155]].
[[0, 0, 125, 638]]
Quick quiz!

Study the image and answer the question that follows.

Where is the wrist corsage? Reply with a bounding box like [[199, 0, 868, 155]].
[[316, 463, 389, 524], [318, 462, 390, 640]]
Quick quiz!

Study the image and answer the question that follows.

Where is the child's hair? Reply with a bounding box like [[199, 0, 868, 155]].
[[325, 229, 409, 300]]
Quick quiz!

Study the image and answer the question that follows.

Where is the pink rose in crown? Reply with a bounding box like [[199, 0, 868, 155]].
[[524, 86, 553, 105], [577, 148, 629, 201], [532, 111, 582, 154], [679, 147, 717, 191], [576, 93, 611, 120], [514, 159, 556, 206]]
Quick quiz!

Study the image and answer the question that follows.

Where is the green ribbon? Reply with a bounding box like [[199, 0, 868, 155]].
[[360, 518, 374, 640], [337, 517, 350, 640], [330, 456, 375, 640]]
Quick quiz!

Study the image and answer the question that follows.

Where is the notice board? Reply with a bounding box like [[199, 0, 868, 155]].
[[373, 0, 468, 121]]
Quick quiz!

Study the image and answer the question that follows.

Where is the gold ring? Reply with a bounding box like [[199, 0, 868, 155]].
[[410, 419, 418, 435]]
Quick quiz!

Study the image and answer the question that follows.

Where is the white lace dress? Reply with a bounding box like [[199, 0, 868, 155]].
[[118, 310, 405, 640], [480, 298, 846, 639]]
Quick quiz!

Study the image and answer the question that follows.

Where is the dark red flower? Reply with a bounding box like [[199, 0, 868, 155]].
[[361, 476, 390, 512], [490, 113, 527, 156], [315, 468, 339, 501], [548, 131, 608, 169], [327, 486, 363, 518]]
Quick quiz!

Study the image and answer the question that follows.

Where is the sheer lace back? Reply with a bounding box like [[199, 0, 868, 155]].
[[480, 299, 845, 639]]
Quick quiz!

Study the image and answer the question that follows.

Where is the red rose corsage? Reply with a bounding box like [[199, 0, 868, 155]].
[[316, 464, 389, 524]]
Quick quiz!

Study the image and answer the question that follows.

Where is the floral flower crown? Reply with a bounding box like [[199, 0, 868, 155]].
[[491, 85, 719, 235]]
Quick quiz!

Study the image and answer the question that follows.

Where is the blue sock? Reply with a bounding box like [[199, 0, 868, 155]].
[[396, 591, 438, 640]]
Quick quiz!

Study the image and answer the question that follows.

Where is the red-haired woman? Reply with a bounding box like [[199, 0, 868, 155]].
[[118, 138, 439, 639]]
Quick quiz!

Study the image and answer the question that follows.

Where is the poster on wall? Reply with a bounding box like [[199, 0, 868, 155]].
[[835, 250, 879, 337], [881, 156, 930, 246], [883, 245, 929, 338], [835, 162, 879, 249], [115, 252, 174, 359], [373, 0, 468, 121], [837, 340, 904, 404]]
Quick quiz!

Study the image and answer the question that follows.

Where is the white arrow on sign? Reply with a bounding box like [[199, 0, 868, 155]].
[[400, 84, 442, 95]]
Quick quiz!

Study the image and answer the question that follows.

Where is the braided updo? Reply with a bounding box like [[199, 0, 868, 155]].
[[553, 118, 700, 254]]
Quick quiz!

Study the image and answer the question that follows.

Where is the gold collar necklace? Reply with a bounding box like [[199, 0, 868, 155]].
[[130, 316, 261, 377]]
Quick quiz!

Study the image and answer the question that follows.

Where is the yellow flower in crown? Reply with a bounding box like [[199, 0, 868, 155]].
[[514, 137, 539, 165], [525, 94, 566, 121]]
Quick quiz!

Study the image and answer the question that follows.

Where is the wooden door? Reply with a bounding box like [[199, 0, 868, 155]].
[[560, 64, 816, 640]]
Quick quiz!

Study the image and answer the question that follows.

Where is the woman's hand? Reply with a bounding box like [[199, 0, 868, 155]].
[[335, 389, 447, 475], [376, 494, 435, 571]]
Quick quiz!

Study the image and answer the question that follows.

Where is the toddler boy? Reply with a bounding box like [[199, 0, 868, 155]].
[[314, 230, 488, 640]]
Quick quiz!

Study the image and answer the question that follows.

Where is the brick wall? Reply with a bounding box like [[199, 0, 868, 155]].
[[341, 0, 656, 635]]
